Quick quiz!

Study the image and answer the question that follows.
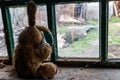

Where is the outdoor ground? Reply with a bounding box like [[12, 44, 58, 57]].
[[108, 22, 120, 58], [57, 21, 120, 58], [0, 63, 120, 80]]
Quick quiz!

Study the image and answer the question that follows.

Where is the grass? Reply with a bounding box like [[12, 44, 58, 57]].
[[109, 36, 120, 45], [108, 17, 120, 58], [57, 25, 67, 33], [71, 30, 98, 51], [109, 17, 120, 23], [57, 23, 77, 33], [87, 19, 98, 25], [108, 20, 120, 45]]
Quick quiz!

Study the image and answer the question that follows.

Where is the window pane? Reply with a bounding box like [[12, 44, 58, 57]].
[[0, 9, 8, 56], [9, 6, 48, 46], [108, 1, 120, 58], [56, 2, 99, 58]]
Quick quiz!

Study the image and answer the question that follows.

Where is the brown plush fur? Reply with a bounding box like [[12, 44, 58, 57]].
[[27, 0, 36, 26], [13, 1, 57, 79]]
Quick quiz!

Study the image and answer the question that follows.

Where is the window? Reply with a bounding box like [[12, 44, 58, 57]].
[[108, 1, 120, 59], [56, 2, 99, 58], [1, 0, 120, 67]]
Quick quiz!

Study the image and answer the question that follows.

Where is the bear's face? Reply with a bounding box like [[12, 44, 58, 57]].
[[18, 26, 43, 46]]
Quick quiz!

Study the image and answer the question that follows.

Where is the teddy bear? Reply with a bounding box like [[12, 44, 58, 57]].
[[12, 1, 57, 79]]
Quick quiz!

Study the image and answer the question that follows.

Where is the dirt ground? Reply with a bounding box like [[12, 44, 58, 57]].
[[108, 44, 120, 58]]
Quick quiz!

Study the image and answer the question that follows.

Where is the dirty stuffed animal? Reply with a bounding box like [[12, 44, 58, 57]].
[[13, 1, 57, 79]]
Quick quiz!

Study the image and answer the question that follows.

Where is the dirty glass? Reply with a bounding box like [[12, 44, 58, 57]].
[[56, 2, 99, 58], [0, 9, 8, 56]]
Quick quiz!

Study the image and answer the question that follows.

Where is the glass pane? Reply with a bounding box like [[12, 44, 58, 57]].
[[56, 2, 99, 58], [108, 1, 120, 58], [0, 9, 8, 56], [9, 6, 48, 46]]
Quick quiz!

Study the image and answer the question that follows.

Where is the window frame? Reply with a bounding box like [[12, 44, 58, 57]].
[[1, 0, 120, 67]]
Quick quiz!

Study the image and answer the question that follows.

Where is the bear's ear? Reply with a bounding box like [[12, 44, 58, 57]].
[[27, 0, 36, 27], [42, 31, 54, 46]]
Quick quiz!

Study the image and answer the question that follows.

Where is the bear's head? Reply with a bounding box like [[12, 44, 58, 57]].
[[18, 26, 43, 47]]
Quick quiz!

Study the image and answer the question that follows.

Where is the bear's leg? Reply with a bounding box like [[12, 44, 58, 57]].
[[35, 62, 57, 79]]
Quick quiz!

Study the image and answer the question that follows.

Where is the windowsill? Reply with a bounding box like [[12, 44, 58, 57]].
[[57, 58, 100, 62]]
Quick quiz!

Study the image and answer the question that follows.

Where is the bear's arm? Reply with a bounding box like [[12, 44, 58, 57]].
[[36, 25, 51, 32], [34, 44, 52, 61], [36, 25, 54, 46]]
